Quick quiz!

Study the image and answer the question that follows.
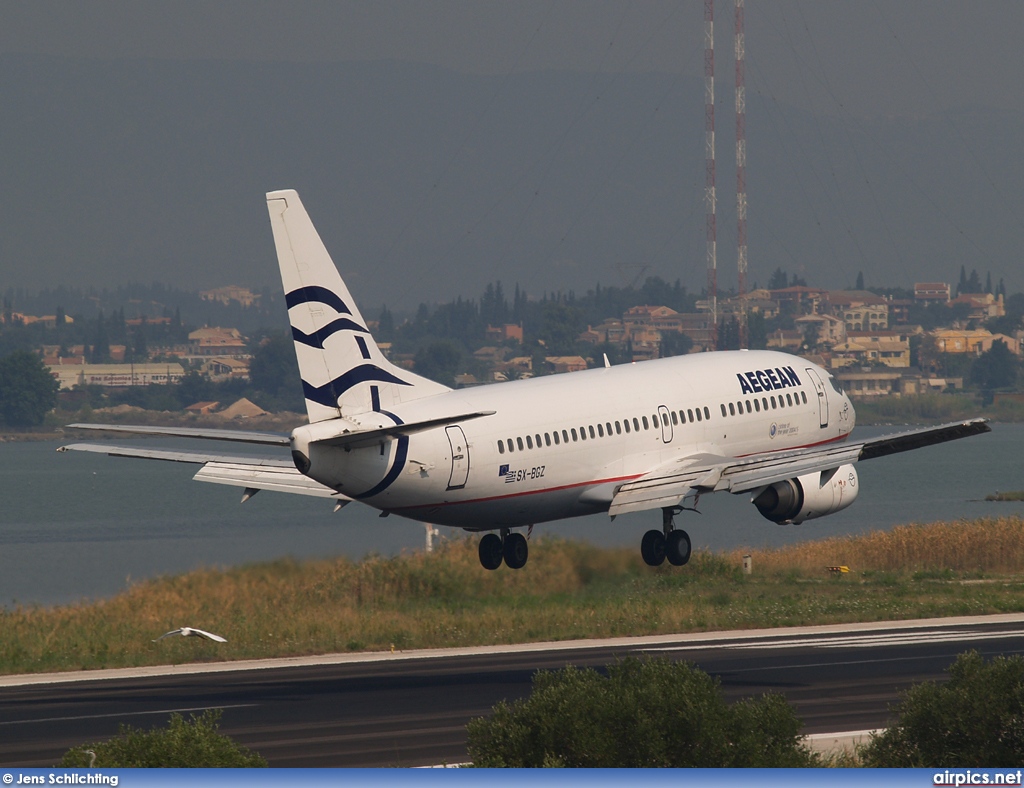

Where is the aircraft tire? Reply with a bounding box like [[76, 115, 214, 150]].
[[478, 533, 504, 570], [503, 532, 529, 570], [641, 529, 666, 567], [666, 529, 692, 566]]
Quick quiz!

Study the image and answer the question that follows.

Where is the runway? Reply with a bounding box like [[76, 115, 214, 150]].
[[3, 614, 1024, 767]]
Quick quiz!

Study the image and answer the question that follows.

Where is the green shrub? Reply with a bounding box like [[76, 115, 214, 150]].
[[59, 709, 266, 767], [864, 651, 1024, 767], [466, 657, 815, 767]]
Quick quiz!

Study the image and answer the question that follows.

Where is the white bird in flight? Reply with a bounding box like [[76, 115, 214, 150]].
[[153, 627, 227, 643]]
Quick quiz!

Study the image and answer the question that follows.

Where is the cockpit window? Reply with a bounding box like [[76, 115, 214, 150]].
[[828, 375, 844, 395]]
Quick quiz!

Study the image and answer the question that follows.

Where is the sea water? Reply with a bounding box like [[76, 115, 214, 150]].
[[1, 423, 1021, 607]]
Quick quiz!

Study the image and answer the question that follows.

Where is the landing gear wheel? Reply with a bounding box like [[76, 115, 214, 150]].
[[478, 533, 504, 570], [666, 529, 692, 566], [503, 532, 529, 569], [641, 529, 666, 567]]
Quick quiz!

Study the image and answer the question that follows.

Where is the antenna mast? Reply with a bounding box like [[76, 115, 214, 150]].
[[704, 0, 717, 349], [735, 0, 747, 347]]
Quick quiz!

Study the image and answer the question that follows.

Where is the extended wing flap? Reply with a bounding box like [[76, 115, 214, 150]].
[[193, 462, 342, 498]]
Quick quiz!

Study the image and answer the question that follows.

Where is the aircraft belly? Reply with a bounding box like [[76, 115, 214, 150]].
[[395, 484, 596, 530]]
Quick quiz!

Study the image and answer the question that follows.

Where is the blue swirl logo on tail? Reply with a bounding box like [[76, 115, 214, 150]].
[[285, 286, 352, 315], [302, 364, 411, 408], [292, 318, 369, 349]]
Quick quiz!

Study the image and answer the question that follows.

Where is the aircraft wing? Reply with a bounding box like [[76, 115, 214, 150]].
[[66, 423, 290, 445], [58, 443, 343, 500], [609, 418, 991, 517]]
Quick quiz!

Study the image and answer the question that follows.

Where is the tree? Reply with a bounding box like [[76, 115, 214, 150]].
[[0, 350, 60, 427], [60, 710, 266, 768], [660, 330, 693, 358], [767, 267, 789, 290], [413, 341, 462, 386], [467, 658, 815, 767], [249, 332, 301, 399], [747, 311, 768, 350], [970, 339, 1018, 394], [855, 271, 865, 290], [864, 652, 1024, 767]]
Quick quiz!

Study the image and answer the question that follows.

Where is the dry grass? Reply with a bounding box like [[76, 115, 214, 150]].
[[732, 517, 1024, 575], [3, 517, 1024, 676]]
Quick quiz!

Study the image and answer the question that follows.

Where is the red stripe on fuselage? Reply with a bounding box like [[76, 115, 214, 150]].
[[393, 431, 851, 513]]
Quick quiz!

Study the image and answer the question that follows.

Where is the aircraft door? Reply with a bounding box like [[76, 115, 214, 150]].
[[805, 368, 829, 428], [657, 405, 674, 443], [445, 425, 470, 490]]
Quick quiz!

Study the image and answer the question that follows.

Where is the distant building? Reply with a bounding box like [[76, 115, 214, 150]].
[[827, 291, 890, 332], [484, 324, 523, 344], [48, 363, 185, 390], [545, 356, 588, 374], [914, 282, 951, 303], [950, 292, 1005, 320], [185, 401, 221, 415], [188, 327, 248, 356], [794, 313, 846, 347], [200, 357, 250, 381], [200, 286, 260, 307]]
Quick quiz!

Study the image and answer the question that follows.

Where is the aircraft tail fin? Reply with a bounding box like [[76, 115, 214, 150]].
[[265, 189, 450, 423]]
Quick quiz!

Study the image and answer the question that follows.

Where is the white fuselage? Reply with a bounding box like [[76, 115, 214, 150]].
[[291, 349, 855, 530]]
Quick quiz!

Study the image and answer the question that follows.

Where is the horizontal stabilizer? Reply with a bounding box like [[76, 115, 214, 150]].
[[65, 423, 290, 446], [312, 410, 496, 450]]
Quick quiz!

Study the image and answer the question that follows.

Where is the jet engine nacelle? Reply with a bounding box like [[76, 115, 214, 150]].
[[753, 464, 859, 524]]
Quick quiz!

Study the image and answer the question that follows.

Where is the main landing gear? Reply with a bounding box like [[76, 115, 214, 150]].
[[640, 508, 691, 567], [478, 528, 529, 570]]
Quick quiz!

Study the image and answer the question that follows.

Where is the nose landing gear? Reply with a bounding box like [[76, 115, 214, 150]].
[[640, 508, 691, 567], [478, 528, 529, 570]]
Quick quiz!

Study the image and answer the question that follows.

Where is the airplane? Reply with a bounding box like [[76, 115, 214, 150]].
[[60, 189, 991, 571]]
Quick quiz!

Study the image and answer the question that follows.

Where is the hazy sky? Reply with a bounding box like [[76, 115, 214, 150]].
[[5, 1, 1022, 118], [2, 1, 1023, 307]]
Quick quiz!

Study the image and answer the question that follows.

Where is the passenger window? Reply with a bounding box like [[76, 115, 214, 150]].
[[544, 433, 551, 447], [517, 437, 524, 451], [606, 422, 613, 436], [615, 421, 622, 434], [695, 408, 702, 422], [671, 411, 678, 426], [687, 408, 694, 422], [754, 399, 760, 412], [721, 403, 727, 417], [786, 393, 793, 406], [562, 429, 569, 443], [507, 438, 515, 452], [745, 400, 752, 413], [553, 431, 560, 445], [571, 428, 578, 442], [704, 407, 710, 420], [535, 434, 542, 447], [770, 396, 776, 409], [526, 435, 533, 449], [801, 391, 808, 404], [632, 417, 640, 431], [579, 426, 586, 441], [652, 414, 659, 427], [498, 441, 505, 454], [661, 413, 669, 426], [761, 398, 768, 411], [624, 419, 631, 433], [728, 402, 735, 416], [642, 416, 649, 430], [597, 424, 605, 437]]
